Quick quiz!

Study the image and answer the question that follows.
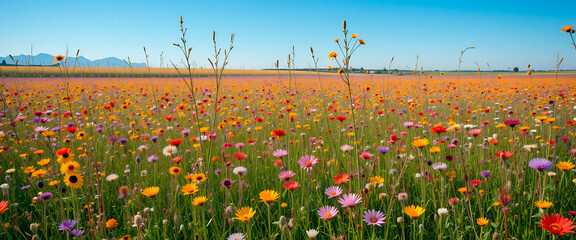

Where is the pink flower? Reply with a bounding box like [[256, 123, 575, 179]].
[[324, 186, 343, 198], [338, 193, 362, 208], [317, 206, 338, 220], [468, 129, 482, 137], [278, 171, 296, 180], [298, 155, 318, 171], [360, 152, 373, 160]]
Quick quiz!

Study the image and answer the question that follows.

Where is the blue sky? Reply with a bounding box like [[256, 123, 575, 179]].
[[1, 0, 575, 70]]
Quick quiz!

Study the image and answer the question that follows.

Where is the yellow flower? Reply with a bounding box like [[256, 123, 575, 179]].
[[457, 187, 468, 193], [369, 176, 384, 184], [200, 127, 209, 133], [31, 169, 47, 178], [534, 200, 553, 209], [403, 205, 425, 219], [169, 167, 183, 176], [445, 171, 456, 179], [192, 196, 208, 206], [141, 187, 160, 198], [259, 190, 280, 203], [64, 172, 84, 188], [493, 202, 501, 207], [181, 183, 199, 195], [412, 139, 429, 148], [476, 217, 489, 226], [281, 203, 288, 208], [37, 159, 50, 166], [429, 146, 441, 153], [60, 161, 81, 174], [556, 161, 575, 171], [235, 207, 256, 222], [496, 123, 506, 129]]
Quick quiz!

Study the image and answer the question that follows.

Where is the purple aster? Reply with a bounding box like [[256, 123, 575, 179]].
[[119, 138, 128, 145], [108, 136, 118, 143], [338, 193, 362, 208], [214, 169, 222, 175], [480, 170, 491, 178], [21, 185, 30, 190], [376, 146, 390, 154], [58, 220, 76, 231], [70, 229, 84, 236], [363, 209, 386, 226], [528, 158, 554, 171], [39, 192, 53, 201], [151, 136, 158, 142]]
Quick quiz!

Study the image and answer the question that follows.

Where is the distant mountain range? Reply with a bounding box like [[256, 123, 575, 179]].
[[0, 53, 146, 67]]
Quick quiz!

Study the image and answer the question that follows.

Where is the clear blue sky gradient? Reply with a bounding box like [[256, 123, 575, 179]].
[[1, 0, 575, 70]]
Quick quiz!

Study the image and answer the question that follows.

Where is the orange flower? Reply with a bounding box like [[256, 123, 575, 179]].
[[561, 25, 573, 32], [328, 52, 338, 60], [333, 173, 349, 184], [52, 55, 65, 62]]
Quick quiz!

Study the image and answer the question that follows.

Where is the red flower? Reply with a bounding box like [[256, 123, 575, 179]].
[[165, 116, 174, 121], [283, 181, 300, 191], [495, 150, 513, 160], [566, 121, 576, 126], [333, 173, 350, 185], [336, 116, 347, 122], [538, 213, 576, 235], [232, 152, 248, 160], [431, 125, 447, 134], [171, 156, 182, 163], [470, 180, 482, 187], [170, 139, 183, 146], [56, 148, 72, 156], [67, 126, 78, 133], [271, 129, 286, 139]]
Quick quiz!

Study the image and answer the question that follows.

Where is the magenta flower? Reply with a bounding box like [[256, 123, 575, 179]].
[[324, 186, 343, 198], [363, 209, 386, 226], [298, 155, 318, 171], [338, 193, 362, 207], [317, 206, 338, 220], [359, 152, 373, 160]]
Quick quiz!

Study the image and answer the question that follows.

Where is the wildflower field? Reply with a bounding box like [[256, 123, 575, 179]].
[[1, 22, 576, 240]]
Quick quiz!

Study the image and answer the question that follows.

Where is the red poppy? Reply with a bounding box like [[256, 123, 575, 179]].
[[538, 213, 575, 235], [67, 126, 78, 133], [165, 116, 174, 121], [495, 150, 513, 160], [336, 116, 347, 122], [470, 180, 482, 187], [170, 139, 183, 146], [566, 121, 576, 126], [333, 173, 350, 184]]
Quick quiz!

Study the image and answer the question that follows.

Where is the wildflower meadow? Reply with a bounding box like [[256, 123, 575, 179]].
[[1, 7, 576, 240]]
